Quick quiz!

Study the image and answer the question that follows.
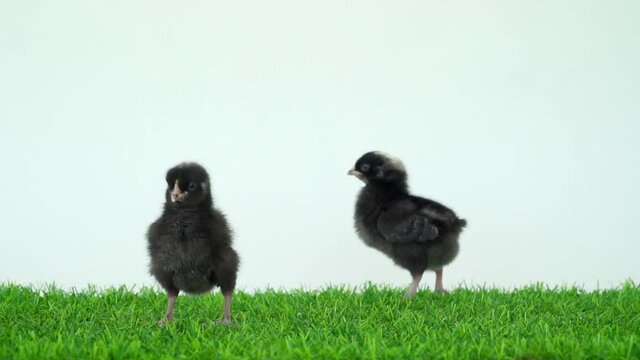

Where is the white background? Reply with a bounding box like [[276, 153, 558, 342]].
[[1, 1, 639, 291]]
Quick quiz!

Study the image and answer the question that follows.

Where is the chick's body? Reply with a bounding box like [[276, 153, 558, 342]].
[[350, 152, 466, 296], [147, 162, 238, 325], [355, 187, 464, 276], [147, 206, 237, 295]]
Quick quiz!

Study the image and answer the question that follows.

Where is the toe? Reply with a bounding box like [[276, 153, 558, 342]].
[[157, 316, 173, 327], [218, 318, 234, 326]]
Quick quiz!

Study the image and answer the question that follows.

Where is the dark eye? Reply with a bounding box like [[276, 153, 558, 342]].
[[361, 164, 370, 172], [188, 183, 197, 191]]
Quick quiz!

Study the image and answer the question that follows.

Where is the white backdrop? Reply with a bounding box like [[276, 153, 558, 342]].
[[1, 0, 639, 291]]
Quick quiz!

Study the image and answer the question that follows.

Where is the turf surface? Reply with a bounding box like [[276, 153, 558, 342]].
[[1, 283, 638, 359]]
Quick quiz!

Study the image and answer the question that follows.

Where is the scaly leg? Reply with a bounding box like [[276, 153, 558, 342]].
[[219, 291, 233, 325], [157, 290, 179, 326], [406, 272, 423, 297], [434, 268, 448, 293]]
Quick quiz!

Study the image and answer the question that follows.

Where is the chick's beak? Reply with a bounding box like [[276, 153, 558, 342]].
[[348, 168, 367, 183], [170, 180, 182, 203]]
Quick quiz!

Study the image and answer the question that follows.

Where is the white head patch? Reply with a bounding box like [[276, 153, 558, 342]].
[[374, 151, 406, 173]]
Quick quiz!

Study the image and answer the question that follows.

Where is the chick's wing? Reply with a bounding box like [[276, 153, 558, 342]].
[[376, 200, 439, 243]]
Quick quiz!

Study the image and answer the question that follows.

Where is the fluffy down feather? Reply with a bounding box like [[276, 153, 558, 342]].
[[349, 151, 466, 297], [147, 162, 239, 325]]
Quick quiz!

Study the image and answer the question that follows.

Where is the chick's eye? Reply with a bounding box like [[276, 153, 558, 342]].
[[361, 164, 370, 172], [188, 183, 197, 191]]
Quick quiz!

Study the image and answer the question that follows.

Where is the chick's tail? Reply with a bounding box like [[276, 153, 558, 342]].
[[452, 218, 467, 233]]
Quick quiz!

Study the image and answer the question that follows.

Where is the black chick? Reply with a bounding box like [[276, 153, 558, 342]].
[[147, 162, 239, 325], [349, 152, 466, 297]]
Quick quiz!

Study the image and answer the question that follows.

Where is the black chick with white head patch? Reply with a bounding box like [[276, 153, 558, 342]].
[[147, 162, 239, 325], [349, 152, 466, 297]]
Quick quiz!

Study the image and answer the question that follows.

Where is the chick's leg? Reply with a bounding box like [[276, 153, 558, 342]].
[[216, 248, 238, 325], [220, 291, 233, 325], [157, 290, 179, 326], [406, 272, 423, 297], [434, 268, 448, 293]]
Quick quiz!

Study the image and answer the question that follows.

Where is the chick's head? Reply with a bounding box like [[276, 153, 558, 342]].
[[348, 151, 407, 185], [165, 162, 211, 207]]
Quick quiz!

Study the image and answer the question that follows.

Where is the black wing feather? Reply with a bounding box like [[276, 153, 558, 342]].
[[376, 200, 439, 243], [410, 196, 460, 226]]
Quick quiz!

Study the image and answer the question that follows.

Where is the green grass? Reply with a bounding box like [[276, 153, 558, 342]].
[[1, 283, 639, 359]]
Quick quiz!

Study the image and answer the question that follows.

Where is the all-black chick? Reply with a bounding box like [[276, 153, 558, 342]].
[[147, 162, 239, 325], [349, 152, 466, 297]]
